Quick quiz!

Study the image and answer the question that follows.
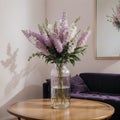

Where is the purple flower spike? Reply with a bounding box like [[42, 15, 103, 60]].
[[50, 33, 63, 53], [53, 38, 63, 53], [61, 12, 68, 28], [22, 30, 31, 38], [22, 30, 45, 45], [36, 41, 45, 49], [58, 12, 69, 46], [22, 30, 51, 55], [42, 34, 52, 47], [22, 13, 91, 64], [36, 41, 50, 55], [77, 29, 91, 46], [28, 30, 45, 45], [61, 29, 69, 46], [22, 30, 52, 48]]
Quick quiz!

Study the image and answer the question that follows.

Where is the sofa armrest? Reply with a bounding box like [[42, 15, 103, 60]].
[[43, 79, 51, 98]]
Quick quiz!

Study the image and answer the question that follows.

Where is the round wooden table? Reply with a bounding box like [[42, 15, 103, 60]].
[[7, 99, 114, 120]]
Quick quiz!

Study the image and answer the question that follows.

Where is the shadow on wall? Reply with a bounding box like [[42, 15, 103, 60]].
[[0, 43, 41, 120], [0, 43, 37, 96], [0, 43, 41, 107], [4, 62, 37, 95], [1, 43, 19, 74], [1, 43, 20, 95], [0, 85, 41, 119]]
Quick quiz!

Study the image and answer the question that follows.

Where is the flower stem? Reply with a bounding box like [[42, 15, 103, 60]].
[[51, 63, 70, 108], [56, 64, 65, 103]]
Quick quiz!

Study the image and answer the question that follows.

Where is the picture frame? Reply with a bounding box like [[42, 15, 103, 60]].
[[96, 0, 120, 59]]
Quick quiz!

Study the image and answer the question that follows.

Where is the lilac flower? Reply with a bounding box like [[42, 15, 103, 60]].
[[36, 41, 50, 55], [22, 30, 38, 46], [22, 30, 45, 45], [22, 12, 91, 64], [53, 38, 63, 53], [22, 30, 50, 56], [22, 30, 31, 38], [60, 12, 68, 28], [50, 32, 63, 53], [59, 12, 69, 46], [77, 29, 91, 46], [41, 33, 52, 47], [22, 30, 52, 47], [68, 23, 77, 41], [58, 28, 68, 45]]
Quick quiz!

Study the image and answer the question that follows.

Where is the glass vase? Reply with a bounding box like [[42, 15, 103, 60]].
[[51, 64, 70, 109]]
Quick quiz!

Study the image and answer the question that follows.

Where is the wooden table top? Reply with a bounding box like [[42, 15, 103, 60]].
[[7, 99, 114, 120]]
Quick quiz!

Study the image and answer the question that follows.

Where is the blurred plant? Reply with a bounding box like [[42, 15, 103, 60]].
[[107, 1, 120, 31]]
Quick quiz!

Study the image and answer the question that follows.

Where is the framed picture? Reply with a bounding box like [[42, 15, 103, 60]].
[[96, 0, 120, 59]]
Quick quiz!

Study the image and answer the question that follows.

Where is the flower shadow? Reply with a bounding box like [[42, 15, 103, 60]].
[[1, 43, 18, 74], [0, 43, 37, 95]]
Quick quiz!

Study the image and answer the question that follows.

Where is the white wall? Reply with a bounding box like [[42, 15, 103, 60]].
[[0, 0, 48, 119], [46, 0, 120, 75]]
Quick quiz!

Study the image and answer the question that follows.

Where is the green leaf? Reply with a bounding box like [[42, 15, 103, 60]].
[[27, 52, 40, 61], [45, 18, 48, 26], [54, 21, 57, 32], [70, 59, 75, 66], [74, 16, 80, 24], [74, 56, 80, 61], [38, 24, 43, 34]]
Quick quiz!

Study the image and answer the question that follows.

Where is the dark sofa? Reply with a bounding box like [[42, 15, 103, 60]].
[[43, 73, 120, 120], [71, 73, 120, 120]]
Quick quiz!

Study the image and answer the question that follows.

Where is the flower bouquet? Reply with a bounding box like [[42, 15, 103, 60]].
[[22, 12, 91, 108], [107, 1, 120, 31]]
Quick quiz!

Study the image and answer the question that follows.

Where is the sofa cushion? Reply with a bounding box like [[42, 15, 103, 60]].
[[70, 75, 89, 93], [71, 92, 120, 102], [71, 92, 120, 119], [80, 73, 120, 94]]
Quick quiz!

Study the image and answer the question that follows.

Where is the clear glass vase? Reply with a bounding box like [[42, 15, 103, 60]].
[[51, 64, 71, 109]]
